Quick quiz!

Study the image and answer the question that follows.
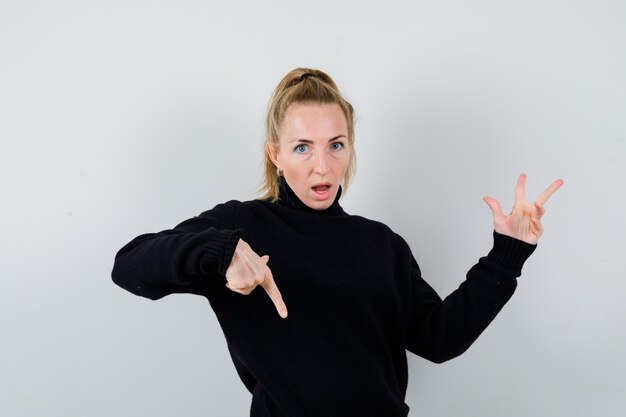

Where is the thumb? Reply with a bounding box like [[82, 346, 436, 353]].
[[260, 255, 270, 264]]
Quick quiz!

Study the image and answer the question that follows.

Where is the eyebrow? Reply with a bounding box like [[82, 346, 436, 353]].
[[289, 135, 346, 144]]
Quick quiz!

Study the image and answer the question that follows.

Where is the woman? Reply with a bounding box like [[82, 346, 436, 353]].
[[112, 68, 563, 416]]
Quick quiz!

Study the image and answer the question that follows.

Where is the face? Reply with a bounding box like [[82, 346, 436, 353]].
[[267, 103, 351, 210]]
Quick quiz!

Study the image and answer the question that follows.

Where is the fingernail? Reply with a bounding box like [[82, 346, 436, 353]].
[[280, 309, 288, 318]]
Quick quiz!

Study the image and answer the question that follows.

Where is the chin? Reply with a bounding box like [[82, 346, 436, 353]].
[[305, 199, 335, 210], [311, 202, 332, 210]]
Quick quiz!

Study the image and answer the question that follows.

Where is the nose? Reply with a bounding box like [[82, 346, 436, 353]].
[[313, 150, 330, 175]]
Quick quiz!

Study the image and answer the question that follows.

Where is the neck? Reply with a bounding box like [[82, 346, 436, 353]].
[[276, 176, 345, 216]]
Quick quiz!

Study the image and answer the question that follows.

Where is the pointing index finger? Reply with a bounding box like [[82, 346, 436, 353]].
[[260, 265, 288, 319]]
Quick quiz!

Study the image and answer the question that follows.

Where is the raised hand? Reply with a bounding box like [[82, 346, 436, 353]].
[[483, 173, 564, 245], [225, 238, 288, 319]]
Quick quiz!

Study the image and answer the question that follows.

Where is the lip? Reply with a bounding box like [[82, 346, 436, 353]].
[[311, 183, 332, 201], [311, 182, 332, 188]]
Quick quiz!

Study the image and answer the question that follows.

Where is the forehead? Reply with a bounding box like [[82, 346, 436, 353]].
[[280, 103, 347, 140]]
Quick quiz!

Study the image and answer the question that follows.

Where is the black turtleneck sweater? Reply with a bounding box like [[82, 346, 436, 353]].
[[112, 177, 536, 416]]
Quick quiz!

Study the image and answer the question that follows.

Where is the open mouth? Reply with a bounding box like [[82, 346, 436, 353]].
[[311, 183, 332, 199], [312, 185, 331, 192]]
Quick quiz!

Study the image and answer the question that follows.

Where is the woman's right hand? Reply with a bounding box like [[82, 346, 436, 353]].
[[224, 239, 288, 319]]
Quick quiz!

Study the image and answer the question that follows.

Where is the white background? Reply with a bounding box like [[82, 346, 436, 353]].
[[1, 1, 625, 416]]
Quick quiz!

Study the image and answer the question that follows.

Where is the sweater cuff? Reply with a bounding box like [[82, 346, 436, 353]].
[[199, 228, 243, 276], [486, 230, 537, 272]]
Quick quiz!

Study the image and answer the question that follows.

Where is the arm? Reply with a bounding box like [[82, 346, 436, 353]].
[[406, 173, 563, 362], [405, 231, 535, 363], [111, 201, 243, 300]]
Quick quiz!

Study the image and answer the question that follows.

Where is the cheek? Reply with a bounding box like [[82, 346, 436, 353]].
[[282, 161, 308, 180], [335, 151, 351, 167]]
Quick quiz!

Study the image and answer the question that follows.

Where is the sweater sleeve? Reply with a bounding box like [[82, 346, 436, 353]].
[[405, 230, 536, 363], [111, 200, 244, 300]]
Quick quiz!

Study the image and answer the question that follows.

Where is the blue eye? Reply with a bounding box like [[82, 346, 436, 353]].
[[331, 142, 344, 151], [294, 144, 308, 153]]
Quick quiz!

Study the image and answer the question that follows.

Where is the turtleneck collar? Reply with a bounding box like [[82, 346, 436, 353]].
[[276, 175, 345, 216]]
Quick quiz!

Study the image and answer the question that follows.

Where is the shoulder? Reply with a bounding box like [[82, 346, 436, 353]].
[[346, 213, 412, 250], [197, 199, 243, 219], [166, 199, 244, 232], [199, 198, 272, 223], [348, 213, 392, 231]]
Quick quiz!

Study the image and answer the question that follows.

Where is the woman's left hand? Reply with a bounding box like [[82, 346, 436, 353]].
[[483, 173, 564, 245]]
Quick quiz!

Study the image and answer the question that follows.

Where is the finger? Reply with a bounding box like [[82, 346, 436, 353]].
[[533, 201, 545, 218], [530, 216, 544, 236], [483, 196, 505, 222], [225, 281, 243, 292], [260, 267, 288, 318], [226, 281, 254, 295], [535, 178, 564, 206], [260, 255, 270, 264], [514, 173, 527, 206]]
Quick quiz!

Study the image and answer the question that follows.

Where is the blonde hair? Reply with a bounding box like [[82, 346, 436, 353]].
[[256, 68, 356, 202]]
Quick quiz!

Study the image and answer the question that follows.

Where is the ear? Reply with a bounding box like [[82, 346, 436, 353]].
[[266, 142, 280, 166]]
